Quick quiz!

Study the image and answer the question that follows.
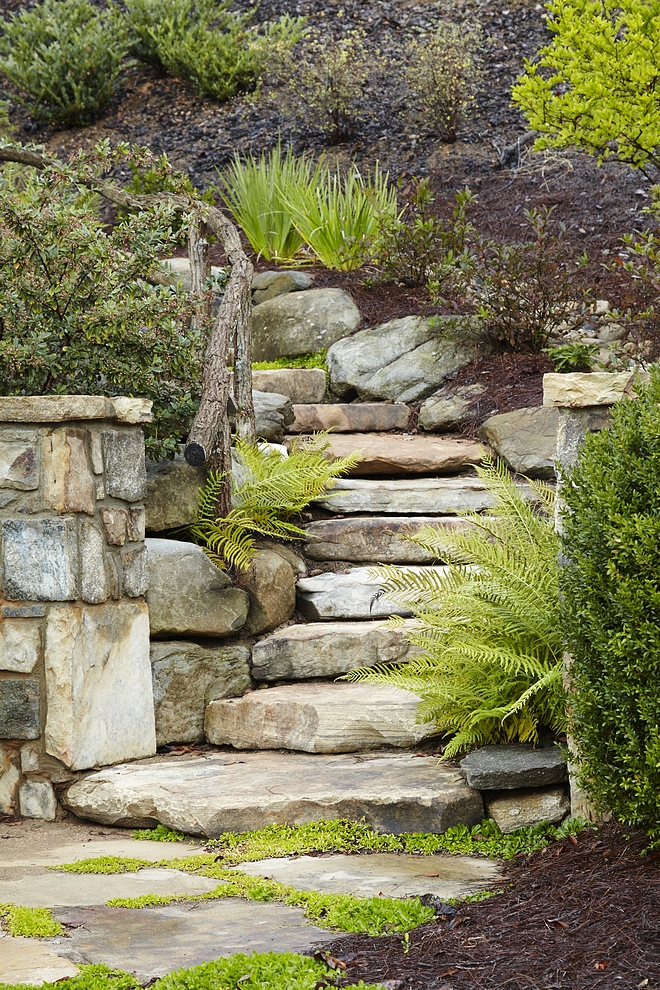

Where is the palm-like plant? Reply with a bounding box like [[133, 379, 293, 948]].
[[190, 436, 361, 570], [346, 458, 565, 756]]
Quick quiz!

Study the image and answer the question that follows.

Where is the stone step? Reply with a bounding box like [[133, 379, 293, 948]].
[[205, 682, 433, 753], [296, 565, 446, 621], [304, 515, 474, 563], [251, 619, 420, 682], [289, 403, 409, 434], [62, 751, 484, 836], [317, 433, 484, 476], [252, 368, 327, 405], [315, 477, 534, 515]]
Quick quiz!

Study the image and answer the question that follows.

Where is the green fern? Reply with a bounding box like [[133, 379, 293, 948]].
[[346, 457, 565, 756], [190, 435, 361, 570]]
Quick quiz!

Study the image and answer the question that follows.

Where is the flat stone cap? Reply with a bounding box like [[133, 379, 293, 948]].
[[543, 371, 636, 408], [0, 395, 153, 424], [460, 743, 567, 790]]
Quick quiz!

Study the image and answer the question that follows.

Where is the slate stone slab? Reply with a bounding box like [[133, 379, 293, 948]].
[[459, 744, 567, 790], [0, 678, 40, 739]]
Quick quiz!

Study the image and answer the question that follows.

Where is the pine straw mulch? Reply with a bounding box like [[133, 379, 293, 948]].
[[321, 824, 660, 990]]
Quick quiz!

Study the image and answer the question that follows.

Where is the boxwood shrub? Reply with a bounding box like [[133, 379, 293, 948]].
[[560, 367, 660, 842]]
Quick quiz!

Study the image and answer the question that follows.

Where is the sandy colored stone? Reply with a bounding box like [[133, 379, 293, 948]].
[[314, 477, 520, 515], [251, 619, 420, 682], [151, 641, 252, 746], [252, 288, 360, 362], [205, 682, 433, 753], [0, 618, 41, 672], [304, 515, 473, 563], [0, 395, 110, 422], [43, 428, 96, 516], [44, 601, 155, 771], [127, 506, 146, 542], [479, 406, 558, 479], [236, 548, 296, 635], [290, 403, 409, 434], [542, 371, 636, 407], [251, 368, 327, 405], [313, 433, 485, 476], [146, 454, 207, 532], [110, 397, 153, 424], [99, 507, 128, 545], [63, 750, 484, 835], [0, 936, 79, 986], [18, 779, 57, 820], [485, 785, 570, 833], [146, 538, 249, 638], [0, 430, 39, 490], [0, 744, 20, 814], [297, 565, 448, 621], [327, 316, 477, 403], [102, 429, 147, 502]]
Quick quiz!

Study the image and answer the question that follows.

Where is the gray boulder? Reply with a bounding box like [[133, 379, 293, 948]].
[[460, 744, 567, 790], [418, 384, 485, 432], [478, 406, 558, 479], [252, 288, 360, 362], [151, 641, 252, 746], [146, 538, 249, 638], [252, 270, 313, 305], [253, 391, 295, 443], [236, 547, 296, 635], [146, 455, 206, 533], [327, 316, 477, 403]]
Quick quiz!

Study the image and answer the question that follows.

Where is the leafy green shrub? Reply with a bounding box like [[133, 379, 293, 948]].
[[406, 21, 484, 142], [125, 0, 304, 102], [219, 145, 307, 262], [190, 436, 361, 570], [544, 340, 601, 372], [433, 205, 592, 352], [560, 369, 660, 843], [373, 179, 475, 287], [347, 459, 565, 756], [513, 0, 660, 177], [266, 28, 384, 144], [0, 0, 128, 127], [0, 146, 201, 460]]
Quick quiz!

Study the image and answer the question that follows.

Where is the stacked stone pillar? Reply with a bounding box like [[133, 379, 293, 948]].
[[0, 396, 156, 819]]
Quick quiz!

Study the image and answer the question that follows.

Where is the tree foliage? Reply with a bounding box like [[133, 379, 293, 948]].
[[512, 0, 660, 177], [560, 369, 660, 843], [0, 144, 202, 459], [347, 459, 565, 756]]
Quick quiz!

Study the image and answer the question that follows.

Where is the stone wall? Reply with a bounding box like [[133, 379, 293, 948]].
[[0, 396, 156, 819]]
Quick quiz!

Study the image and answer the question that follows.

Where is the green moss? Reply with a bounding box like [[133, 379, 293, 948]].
[[0, 958, 385, 990], [51, 856, 153, 874], [251, 349, 327, 371], [0, 902, 63, 937], [132, 824, 188, 842]]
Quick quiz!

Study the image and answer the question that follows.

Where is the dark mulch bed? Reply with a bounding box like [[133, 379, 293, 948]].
[[321, 824, 660, 990]]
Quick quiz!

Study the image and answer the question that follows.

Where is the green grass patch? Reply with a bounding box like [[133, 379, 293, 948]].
[[133, 824, 187, 842], [252, 349, 327, 371], [0, 958, 384, 990], [51, 856, 153, 874], [0, 902, 63, 937]]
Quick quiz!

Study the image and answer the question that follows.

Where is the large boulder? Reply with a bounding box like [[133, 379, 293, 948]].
[[478, 406, 558, 479], [151, 641, 252, 746], [253, 391, 295, 443], [327, 316, 477, 403], [146, 539, 249, 638], [252, 288, 360, 362], [251, 368, 327, 404], [252, 270, 313, 305], [236, 547, 296, 635], [146, 455, 206, 533], [204, 682, 435, 753]]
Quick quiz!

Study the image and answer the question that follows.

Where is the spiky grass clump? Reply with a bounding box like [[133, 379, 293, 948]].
[[190, 435, 361, 571], [346, 457, 565, 755]]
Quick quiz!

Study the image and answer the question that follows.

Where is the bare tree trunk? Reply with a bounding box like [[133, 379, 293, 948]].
[[0, 146, 256, 514], [188, 216, 211, 330]]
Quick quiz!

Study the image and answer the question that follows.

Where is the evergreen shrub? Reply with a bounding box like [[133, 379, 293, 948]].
[[561, 368, 660, 843], [0, 0, 128, 127]]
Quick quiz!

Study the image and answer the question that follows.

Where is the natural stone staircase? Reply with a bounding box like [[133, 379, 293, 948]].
[[66, 387, 547, 837]]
